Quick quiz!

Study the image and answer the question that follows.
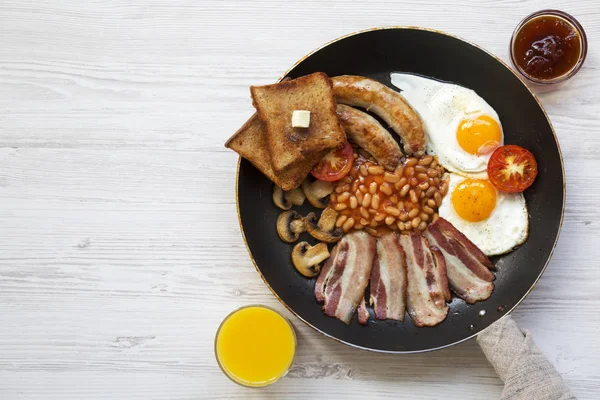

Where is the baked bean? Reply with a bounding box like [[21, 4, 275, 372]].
[[405, 158, 418, 167], [369, 182, 378, 194], [342, 217, 355, 232], [359, 164, 369, 176], [409, 177, 419, 187], [371, 194, 381, 210], [360, 218, 369, 226], [351, 180, 360, 193], [418, 155, 433, 165], [384, 172, 399, 183], [399, 211, 410, 222], [384, 206, 401, 216], [420, 191, 425, 199], [334, 202, 348, 211], [365, 227, 378, 236], [385, 216, 396, 225], [359, 185, 368, 194], [408, 208, 420, 219], [395, 165, 405, 177], [414, 187, 422, 198], [380, 182, 393, 196], [433, 177, 440, 186], [370, 219, 378, 228], [405, 201, 414, 211], [427, 169, 439, 178], [430, 159, 438, 169], [360, 206, 370, 219], [374, 213, 386, 222], [436, 166, 445, 176], [404, 223, 413, 231], [362, 193, 372, 208], [428, 177, 436, 187], [411, 216, 421, 228], [399, 184, 410, 197], [417, 173, 429, 182], [409, 189, 418, 204], [350, 196, 358, 209], [390, 196, 399, 205], [369, 208, 377, 214], [335, 184, 350, 193], [418, 181, 429, 191], [420, 212, 429, 222], [397, 221, 405, 231], [423, 205, 435, 214], [432, 213, 439, 222], [394, 177, 408, 189], [330, 193, 337, 203], [336, 215, 348, 228], [337, 192, 350, 202], [417, 221, 427, 231], [440, 180, 449, 196], [415, 165, 427, 173], [404, 166, 415, 177], [368, 166, 384, 175], [426, 187, 436, 198], [354, 222, 365, 230], [434, 191, 443, 207], [356, 191, 364, 204]]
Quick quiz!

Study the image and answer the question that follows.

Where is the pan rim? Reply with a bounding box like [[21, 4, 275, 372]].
[[234, 26, 566, 354]]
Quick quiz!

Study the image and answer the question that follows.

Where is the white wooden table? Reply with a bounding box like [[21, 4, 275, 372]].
[[0, 1, 599, 399]]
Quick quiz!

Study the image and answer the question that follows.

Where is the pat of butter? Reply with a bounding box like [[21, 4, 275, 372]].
[[292, 110, 310, 128]]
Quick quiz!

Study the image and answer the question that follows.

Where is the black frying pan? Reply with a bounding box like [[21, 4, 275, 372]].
[[236, 27, 565, 353]]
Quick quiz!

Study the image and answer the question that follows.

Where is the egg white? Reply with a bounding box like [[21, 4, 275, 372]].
[[390, 73, 504, 175], [438, 173, 529, 256]]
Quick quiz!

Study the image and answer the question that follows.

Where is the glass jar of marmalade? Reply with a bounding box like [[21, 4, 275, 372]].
[[510, 10, 587, 84]]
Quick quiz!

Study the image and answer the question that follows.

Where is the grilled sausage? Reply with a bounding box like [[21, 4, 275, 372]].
[[332, 75, 426, 155], [336, 104, 402, 170]]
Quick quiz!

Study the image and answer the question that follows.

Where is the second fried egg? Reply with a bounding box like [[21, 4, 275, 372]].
[[438, 173, 528, 256]]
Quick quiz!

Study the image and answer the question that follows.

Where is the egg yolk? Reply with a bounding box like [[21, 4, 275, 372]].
[[452, 179, 497, 222], [456, 115, 502, 155]]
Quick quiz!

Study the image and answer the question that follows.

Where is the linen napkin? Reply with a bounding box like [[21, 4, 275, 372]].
[[477, 316, 575, 400]]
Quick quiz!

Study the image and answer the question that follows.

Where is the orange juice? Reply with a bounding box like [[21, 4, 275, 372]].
[[215, 306, 296, 387]]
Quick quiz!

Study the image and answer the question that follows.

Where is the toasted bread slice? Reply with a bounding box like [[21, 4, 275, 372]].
[[250, 72, 346, 173], [225, 114, 325, 191]]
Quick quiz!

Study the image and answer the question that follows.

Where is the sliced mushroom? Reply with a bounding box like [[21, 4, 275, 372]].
[[302, 179, 334, 208], [291, 241, 330, 278], [273, 185, 307, 210], [305, 207, 343, 243], [273, 185, 291, 210], [277, 211, 306, 243], [285, 188, 306, 206]]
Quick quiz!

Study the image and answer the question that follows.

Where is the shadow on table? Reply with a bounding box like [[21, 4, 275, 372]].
[[285, 322, 500, 384]]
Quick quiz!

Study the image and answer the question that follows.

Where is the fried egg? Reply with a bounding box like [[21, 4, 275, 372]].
[[390, 73, 503, 174], [438, 173, 528, 256]]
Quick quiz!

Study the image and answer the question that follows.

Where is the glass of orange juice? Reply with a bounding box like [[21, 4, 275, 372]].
[[215, 305, 297, 387]]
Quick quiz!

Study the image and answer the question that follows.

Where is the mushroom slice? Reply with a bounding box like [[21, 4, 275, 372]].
[[305, 208, 343, 243], [292, 242, 330, 278], [277, 211, 306, 243], [302, 179, 334, 209], [285, 188, 306, 206], [273, 185, 306, 210], [273, 185, 291, 210]]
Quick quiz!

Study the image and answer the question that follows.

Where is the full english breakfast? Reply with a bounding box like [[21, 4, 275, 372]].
[[225, 71, 538, 327]]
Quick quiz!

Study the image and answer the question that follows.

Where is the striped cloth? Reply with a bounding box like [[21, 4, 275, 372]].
[[477, 316, 575, 400]]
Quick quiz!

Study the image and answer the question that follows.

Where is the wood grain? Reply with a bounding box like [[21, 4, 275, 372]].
[[0, 0, 599, 398]]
